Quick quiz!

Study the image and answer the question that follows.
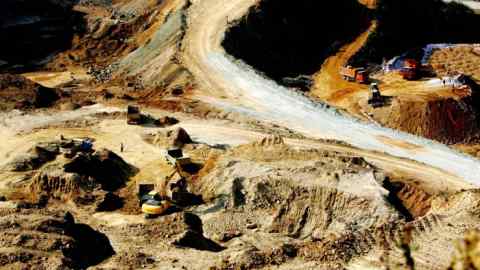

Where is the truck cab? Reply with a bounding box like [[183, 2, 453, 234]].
[[340, 66, 368, 84]]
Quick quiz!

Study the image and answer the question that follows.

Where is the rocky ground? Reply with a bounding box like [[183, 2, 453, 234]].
[[1, 0, 480, 269]]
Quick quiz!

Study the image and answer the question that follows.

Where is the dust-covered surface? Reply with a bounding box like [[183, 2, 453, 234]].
[[1, 0, 480, 269]]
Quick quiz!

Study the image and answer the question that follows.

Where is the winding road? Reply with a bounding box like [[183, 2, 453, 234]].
[[181, 0, 480, 186]]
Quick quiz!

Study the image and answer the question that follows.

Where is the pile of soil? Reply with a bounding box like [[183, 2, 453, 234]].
[[0, 208, 114, 269], [6, 141, 139, 210], [0, 74, 60, 111], [430, 46, 480, 81], [63, 148, 136, 191], [105, 251, 156, 269], [363, 91, 480, 144], [151, 127, 193, 148], [4, 141, 60, 172], [383, 179, 433, 218], [116, 212, 223, 252]]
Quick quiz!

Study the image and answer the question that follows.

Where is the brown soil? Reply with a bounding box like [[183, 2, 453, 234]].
[[310, 22, 375, 115], [449, 229, 480, 270], [430, 45, 480, 82], [1, 0, 480, 269], [309, 22, 480, 147], [0, 74, 60, 111], [364, 93, 480, 144], [3, 139, 136, 213], [385, 180, 433, 218], [0, 208, 114, 269], [47, 5, 156, 73]]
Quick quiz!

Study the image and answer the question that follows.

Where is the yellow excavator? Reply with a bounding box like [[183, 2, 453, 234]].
[[139, 162, 189, 218], [140, 190, 171, 218]]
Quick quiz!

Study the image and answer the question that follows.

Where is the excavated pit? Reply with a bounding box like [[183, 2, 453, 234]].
[[0, 0, 86, 71], [222, 0, 370, 85], [350, 0, 480, 66]]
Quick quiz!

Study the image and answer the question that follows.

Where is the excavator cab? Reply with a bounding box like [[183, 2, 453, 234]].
[[368, 83, 384, 108], [369, 83, 380, 96]]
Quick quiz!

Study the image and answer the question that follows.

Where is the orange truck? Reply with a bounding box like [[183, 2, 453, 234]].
[[340, 66, 368, 84]]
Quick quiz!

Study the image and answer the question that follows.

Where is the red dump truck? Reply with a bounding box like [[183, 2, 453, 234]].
[[340, 66, 368, 84]]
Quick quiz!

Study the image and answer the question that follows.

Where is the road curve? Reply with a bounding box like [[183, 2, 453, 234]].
[[181, 0, 480, 186]]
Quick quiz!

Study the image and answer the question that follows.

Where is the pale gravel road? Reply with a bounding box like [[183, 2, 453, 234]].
[[181, 0, 480, 185], [443, 0, 480, 13]]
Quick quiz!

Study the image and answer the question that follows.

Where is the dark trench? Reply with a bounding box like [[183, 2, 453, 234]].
[[0, 0, 86, 72], [223, 0, 480, 88], [222, 0, 371, 84]]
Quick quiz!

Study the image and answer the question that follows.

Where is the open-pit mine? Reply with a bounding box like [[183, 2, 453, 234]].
[[2, 0, 480, 269]]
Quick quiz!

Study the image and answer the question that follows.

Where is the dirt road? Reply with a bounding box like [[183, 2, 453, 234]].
[[442, 0, 480, 13], [181, 0, 480, 185], [311, 22, 375, 108], [180, 122, 470, 192], [0, 105, 468, 195]]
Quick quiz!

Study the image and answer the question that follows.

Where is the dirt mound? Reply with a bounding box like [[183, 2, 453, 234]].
[[47, 2, 158, 77], [4, 141, 61, 172], [106, 251, 156, 269], [363, 92, 480, 144], [430, 45, 480, 82], [0, 74, 60, 111], [197, 144, 397, 238], [93, 192, 124, 212], [0, 208, 114, 269], [172, 230, 225, 252], [12, 142, 138, 209], [152, 127, 193, 148], [29, 170, 124, 213], [29, 169, 92, 200], [115, 212, 223, 252], [137, 114, 179, 127], [63, 148, 136, 191], [169, 127, 193, 148]]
